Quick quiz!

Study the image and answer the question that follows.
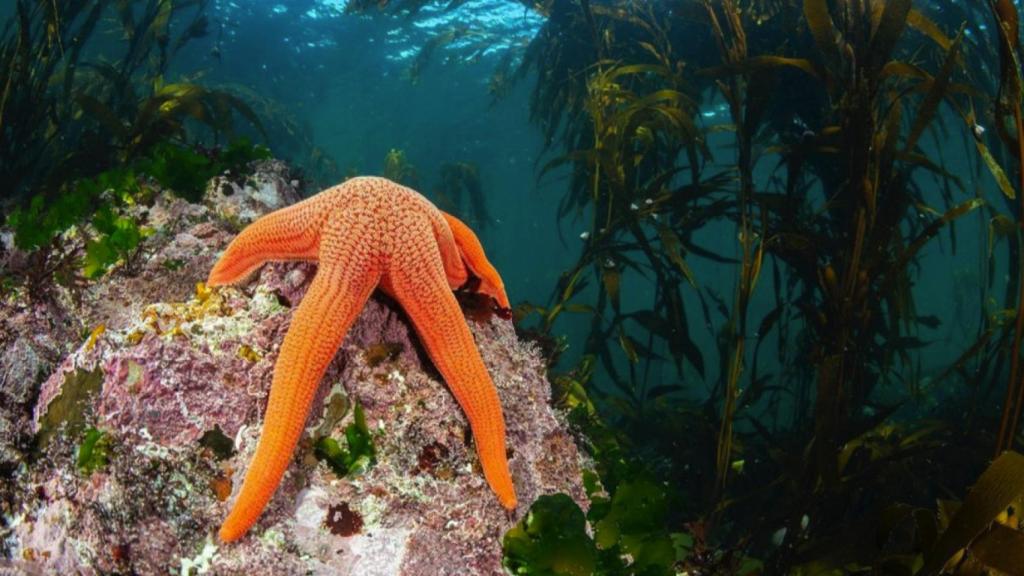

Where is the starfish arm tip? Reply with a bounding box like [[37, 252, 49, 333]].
[[489, 463, 518, 510], [206, 268, 243, 288], [206, 251, 260, 287], [218, 523, 242, 543]]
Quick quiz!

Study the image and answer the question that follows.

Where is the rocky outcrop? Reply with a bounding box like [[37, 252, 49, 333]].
[[0, 163, 586, 575], [0, 160, 302, 474]]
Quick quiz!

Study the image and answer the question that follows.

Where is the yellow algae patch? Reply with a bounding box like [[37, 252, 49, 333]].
[[237, 344, 262, 363], [85, 324, 106, 351]]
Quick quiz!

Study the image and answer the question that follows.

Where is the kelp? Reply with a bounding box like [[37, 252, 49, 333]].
[[920, 450, 1024, 575], [0, 0, 265, 211], [383, 148, 420, 187], [989, 0, 1024, 461], [750, 0, 980, 492], [700, 0, 767, 504], [434, 162, 491, 231], [495, 0, 1019, 573], [776, 450, 1024, 574], [517, 5, 723, 441]]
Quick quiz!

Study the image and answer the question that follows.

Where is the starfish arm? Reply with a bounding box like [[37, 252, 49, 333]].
[[219, 210, 381, 542], [387, 218, 517, 510], [429, 211, 469, 291], [207, 199, 329, 286], [439, 211, 510, 310]]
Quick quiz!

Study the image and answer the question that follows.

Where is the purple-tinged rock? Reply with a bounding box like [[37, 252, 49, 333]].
[[3, 165, 589, 575], [0, 161, 299, 477]]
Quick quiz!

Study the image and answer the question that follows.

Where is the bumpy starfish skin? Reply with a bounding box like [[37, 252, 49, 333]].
[[208, 177, 516, 542]]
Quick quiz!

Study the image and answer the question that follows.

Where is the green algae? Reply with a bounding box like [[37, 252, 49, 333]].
[[314, 402, 376, 478], [138, 139, 271, 203], [502, 493, 597, 576], [591, 478, 675, 575], [76, 427, 111, 475], [82, 206, 153, 279], [4, 137, 270, 290]]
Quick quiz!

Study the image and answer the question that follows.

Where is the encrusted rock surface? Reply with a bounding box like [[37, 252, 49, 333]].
[[0, 163, 587, 575], [0, 161, 302, 474]]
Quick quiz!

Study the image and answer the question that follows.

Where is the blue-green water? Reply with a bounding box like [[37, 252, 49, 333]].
[[188, 0, 565, 321]]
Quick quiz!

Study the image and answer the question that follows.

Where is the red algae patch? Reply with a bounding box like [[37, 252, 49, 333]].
[[325, 502, 364, 537]]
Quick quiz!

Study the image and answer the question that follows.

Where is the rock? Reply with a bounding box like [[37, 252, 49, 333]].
[[0, 161, 297, 474], [2, 165, 588, 574], [0, 299, 79, 472], [205, 159, 303, 225]]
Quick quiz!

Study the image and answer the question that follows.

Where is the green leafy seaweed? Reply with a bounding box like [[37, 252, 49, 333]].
[[76, 427, 111, 475], [313, 402, 376, 477], [502, 493, 598, 576]]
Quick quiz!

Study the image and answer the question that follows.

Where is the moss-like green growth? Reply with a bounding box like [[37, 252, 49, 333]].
[[7, 166, 151, 283], [502, 493, 597, 576], [76, 427, 111, 475], [82, 206, 152, 278], [314, 402, 376, 477], [7, 168, 142, 252], [161, 258, 186, 271], [137, 138, 270, 202], [135, 143, 214, 202], [8, 139, 269, 250], [6, 138, 270, 289]]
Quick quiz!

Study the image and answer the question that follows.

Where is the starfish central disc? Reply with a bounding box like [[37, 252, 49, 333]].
[[207, 176, 517, 543]]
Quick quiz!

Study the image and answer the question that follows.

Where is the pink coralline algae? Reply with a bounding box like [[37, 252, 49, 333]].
[[1, 163, 587, 575]]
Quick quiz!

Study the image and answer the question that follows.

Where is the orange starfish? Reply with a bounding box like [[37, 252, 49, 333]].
[[208, 176, 517, 542]]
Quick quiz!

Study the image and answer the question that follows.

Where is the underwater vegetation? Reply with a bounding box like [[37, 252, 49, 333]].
[[313, 401, 377, 479], [0, 0, 289, 300], [435, 162, 492, 230], [0, 0, 263, 206], [1, 137, 271, 301], [353, 0, 1024, 573]]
